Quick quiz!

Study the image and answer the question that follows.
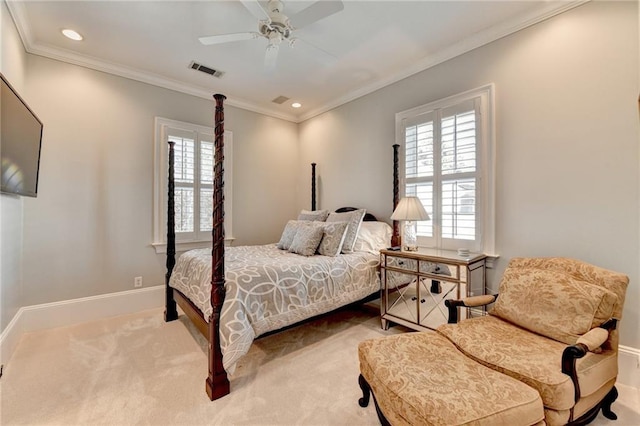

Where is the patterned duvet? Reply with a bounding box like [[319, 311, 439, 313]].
[[169, 244, 381, 373]]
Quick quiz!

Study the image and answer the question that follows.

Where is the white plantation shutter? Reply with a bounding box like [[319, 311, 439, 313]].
[[405, 112, 435, 239], [153, 117, 233, 253], [168, 130, 216, 241], [441, 178, 476, 240], [440, 100, 478, 245], [170, 134, 196, 234], [396, 86, 494, 253]]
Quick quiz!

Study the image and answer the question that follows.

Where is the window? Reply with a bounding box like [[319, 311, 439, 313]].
[[396, 85, 494, 253], [153, 117, 233, 253]]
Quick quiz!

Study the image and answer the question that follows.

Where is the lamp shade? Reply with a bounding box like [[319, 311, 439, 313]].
[[390, 197, 430, 221]]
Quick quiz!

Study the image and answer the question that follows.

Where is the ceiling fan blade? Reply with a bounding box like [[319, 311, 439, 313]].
[[264, 44, 280, 72], [199, 32, 259, 45], [289, 0, 344, 29], [240, 0, 270, 21]]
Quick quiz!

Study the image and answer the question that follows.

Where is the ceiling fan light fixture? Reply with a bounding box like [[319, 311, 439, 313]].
[[267, 30, 283, 46]]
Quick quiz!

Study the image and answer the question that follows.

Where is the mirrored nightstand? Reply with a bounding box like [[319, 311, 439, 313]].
[[380, 248, 487, 331]]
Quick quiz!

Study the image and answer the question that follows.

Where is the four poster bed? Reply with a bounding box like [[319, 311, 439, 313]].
[[164, 94, 401, 400]]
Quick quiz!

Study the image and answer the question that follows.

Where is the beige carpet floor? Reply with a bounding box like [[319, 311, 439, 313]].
[[1, 306, 639, 425]]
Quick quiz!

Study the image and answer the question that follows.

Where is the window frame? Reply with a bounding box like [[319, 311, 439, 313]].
[[152, 117, 233, 254], [395, 84, 495, 254]]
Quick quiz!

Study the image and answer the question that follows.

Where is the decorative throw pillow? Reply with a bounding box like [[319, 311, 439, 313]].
[[317, 221, 349, 256], [326, 209, 366, 253], [490, 268, 618, 345], [289, 223, 324, 256], [352, 221, 393, 254], [277, 220, 304, 250], [297, 209, 329, 221]]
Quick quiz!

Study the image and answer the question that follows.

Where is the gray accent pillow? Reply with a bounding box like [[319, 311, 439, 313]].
[[326, 209, 366, 253], [289, 223, 324, 256], [297, 209, 329, 221], [317, 221, 349, 257], [277, 220, 304, 250]]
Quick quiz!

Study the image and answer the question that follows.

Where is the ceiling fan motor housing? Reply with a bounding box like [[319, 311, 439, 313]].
[[259, 0, 293, 43]]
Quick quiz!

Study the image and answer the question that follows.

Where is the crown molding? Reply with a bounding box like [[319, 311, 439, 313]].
[[297, 0, 589, 122], [26, 42, 299, 122], [7, 0, 588, 125], [5, 0, 298, 122]]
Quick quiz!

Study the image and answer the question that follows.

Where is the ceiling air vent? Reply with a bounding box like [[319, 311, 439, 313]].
[[272, 96, 290, 104], [189, 61, 224, 78]]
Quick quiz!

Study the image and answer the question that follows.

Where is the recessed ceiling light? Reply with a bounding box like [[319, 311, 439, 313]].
[[61, 29, 83, 41], [291, 102, 302, 108]]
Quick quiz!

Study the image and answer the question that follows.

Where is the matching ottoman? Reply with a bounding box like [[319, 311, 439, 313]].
[[358, 331, 545, 426]]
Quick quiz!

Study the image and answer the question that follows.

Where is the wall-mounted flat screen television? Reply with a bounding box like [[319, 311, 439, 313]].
[[1, 73, 43, 198]]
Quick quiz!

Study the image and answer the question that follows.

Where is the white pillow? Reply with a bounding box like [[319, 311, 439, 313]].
[[326, 209, 366, 253], [352, 221, 393, 254]]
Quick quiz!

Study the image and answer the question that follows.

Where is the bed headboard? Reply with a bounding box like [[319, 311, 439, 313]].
[[335, 207, 378, 222]]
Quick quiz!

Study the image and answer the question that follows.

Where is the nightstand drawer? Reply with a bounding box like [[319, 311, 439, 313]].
[[419, 261, 458, 280], [384, 255, 417, 272]]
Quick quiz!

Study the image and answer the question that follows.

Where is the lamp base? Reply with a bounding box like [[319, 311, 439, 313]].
[[403, 221, 418, 252]]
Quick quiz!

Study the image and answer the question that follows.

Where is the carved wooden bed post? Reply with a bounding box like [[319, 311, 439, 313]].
[[311, 162, 317, 210], [164, 141, 179, 322], [391, 144, 401, 247], [206, 93, 231, 401]]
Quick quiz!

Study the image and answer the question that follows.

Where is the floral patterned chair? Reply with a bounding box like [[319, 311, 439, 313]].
[[358, 257, 628, 426]]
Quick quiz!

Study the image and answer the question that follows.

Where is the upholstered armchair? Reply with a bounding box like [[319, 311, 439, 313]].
[[440, 257, 629, 425]]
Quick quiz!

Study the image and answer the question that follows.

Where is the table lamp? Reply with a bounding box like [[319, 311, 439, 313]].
[[390, 196, 430, 251]]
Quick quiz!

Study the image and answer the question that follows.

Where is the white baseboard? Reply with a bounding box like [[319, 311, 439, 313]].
[[0, 285, 164, 365], [0, 308, 25, 368], [1, 286, 638, 392], [618, 345, 640, 389]]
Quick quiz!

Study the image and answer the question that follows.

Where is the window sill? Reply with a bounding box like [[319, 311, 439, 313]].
[[152, 237, 235, 254], [485, 254, 500, 269]]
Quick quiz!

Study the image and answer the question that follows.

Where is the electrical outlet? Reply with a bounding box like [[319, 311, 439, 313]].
[[134, 276, 143, 288]]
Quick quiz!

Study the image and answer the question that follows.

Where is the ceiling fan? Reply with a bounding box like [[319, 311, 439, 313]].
[[198, 0, 344, 71]]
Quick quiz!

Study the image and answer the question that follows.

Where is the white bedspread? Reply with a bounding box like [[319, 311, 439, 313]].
[[169, 244, 380, 373]]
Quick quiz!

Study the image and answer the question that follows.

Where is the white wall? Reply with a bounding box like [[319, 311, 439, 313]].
[[225, 108, 301, 244], [0, 0, 28, 332], [298, 1, 640, 348], [18, 55, 298, 307]]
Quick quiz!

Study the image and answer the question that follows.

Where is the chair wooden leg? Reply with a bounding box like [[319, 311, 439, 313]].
[[568, 386, 619, 426], [601, 386, 618, 420], [358, 374, 392, 426], [358, 374, 371, 407]]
